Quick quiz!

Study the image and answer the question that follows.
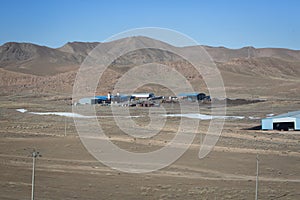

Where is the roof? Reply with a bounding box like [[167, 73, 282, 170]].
[[178, 92, 203, 97], [264, 110, 300, 119], [131, 93, 154, 98], [95, 96, 108, 100], [114, 94, 130, 98]]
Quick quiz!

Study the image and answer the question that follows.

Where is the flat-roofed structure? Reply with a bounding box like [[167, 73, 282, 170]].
[[178, 92, 208, 101], [262, 111, 300, 131], [131, 93, 154, 100]]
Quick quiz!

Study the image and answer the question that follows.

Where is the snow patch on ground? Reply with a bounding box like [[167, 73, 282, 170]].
[[248, 116, 261, 120], [17, 109, 259, 120], [164, 113, 245, 120], [16, 109, 95, 118], [29, 111, 95, 118], [16, 109, 27, 113]]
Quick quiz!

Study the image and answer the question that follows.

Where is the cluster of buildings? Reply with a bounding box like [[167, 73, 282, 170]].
[[76, 92, 211, 107], [76, 92, 300, 131]]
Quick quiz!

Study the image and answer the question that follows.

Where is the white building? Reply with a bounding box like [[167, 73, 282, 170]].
[[131, 93, 155, 100], [262, 111, 300, 131]]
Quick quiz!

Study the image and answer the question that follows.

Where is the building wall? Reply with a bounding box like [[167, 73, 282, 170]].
[[131, 93, 154, 99], [296, 118, 300, 130], [262, 117, 300, 130], [262, 118, 273, 130]]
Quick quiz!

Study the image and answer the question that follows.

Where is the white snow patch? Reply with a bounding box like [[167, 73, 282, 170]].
[[16, 109, 94, 118], [16, 109, 142, 119], [248, 116, 261, 120], [96, 115, 141, 118], [164, 113, 244, 120], [16, 109, 27, 113], [124, 115, 141, 118], [29, 112, 95, 118]]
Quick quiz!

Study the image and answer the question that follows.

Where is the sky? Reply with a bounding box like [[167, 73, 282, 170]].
[[1, 0, 299, 49]]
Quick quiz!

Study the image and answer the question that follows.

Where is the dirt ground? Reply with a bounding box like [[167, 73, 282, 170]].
[[0, 94, 300, 200]]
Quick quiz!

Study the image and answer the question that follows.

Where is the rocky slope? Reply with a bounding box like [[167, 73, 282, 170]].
[[0, 37, 299, 98]]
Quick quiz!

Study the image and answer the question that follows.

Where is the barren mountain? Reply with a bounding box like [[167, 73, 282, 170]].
[[0, 37, 299, 98], [0, 42, 97, 75], [202, 46, 300, 62], [57, 41, 100, 63]]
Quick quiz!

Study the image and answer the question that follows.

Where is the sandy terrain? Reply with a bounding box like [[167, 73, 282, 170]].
[[1, 37, 300, 199], [0, 94, 299, 200]]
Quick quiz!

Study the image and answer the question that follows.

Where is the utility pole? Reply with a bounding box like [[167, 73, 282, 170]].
[[255, 154, 259, 200], [31, 150, 41, 200]]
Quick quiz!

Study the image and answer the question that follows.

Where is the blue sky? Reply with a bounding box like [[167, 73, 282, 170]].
[[1, 0, 299, 49]]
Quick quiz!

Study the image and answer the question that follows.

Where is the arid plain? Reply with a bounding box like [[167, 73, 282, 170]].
[[0, 37, 300, 199]]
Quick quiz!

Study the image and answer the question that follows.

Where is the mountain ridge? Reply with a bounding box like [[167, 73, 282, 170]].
[[1, 37, 300, 75], [0, 36, 299, 98]]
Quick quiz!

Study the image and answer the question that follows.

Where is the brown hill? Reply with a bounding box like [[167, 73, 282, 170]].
[[202, 46, 300, 62], [0, 42, 99, 76], [57, 41, 100, 63], [0, 37, 299, 98]]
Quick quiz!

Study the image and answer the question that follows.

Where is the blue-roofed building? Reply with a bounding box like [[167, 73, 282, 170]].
[[77, 94, 130, 105], [93, 96, 109, 104], [78, 96, 108, 105], [178, 92, 208, 101], [262, 111, 300, 131]]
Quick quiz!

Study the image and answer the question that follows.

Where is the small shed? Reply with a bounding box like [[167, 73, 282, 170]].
[[262, 111, 300, 131]]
